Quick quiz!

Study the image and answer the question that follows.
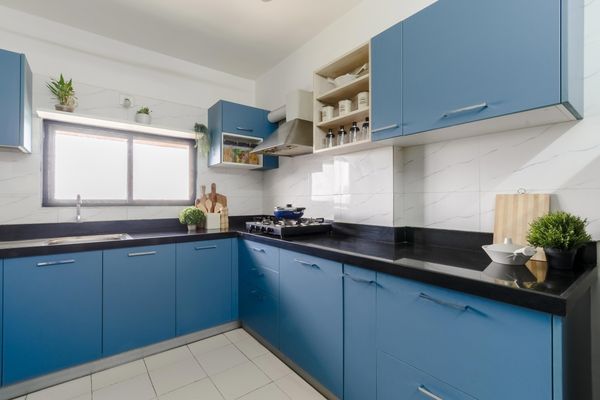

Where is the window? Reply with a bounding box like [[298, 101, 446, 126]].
[[43, 121, 196, 206]]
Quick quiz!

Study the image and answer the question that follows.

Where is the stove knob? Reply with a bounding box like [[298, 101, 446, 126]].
[[260, 226, 267, 232], [267, 227, 274, 233]]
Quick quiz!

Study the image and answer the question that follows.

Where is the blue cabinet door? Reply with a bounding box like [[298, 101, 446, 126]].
[[402, 0, 561, 135], [176, 239, 233, 336], [0, 49, 31, 152], [279, 250, 343, 398], [239, 284, 279, 346], [103, 245, 176, 356], [343, 265, 377, 400], [3, 252, 102, 384], [371, 22, 403, 141], [377, 272, 552, 400]]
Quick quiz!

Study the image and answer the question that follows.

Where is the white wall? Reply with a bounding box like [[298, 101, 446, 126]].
[[0, 5, 264, 224]]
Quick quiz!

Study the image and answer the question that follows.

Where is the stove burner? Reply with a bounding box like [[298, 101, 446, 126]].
[[246, 216, 332, 238]]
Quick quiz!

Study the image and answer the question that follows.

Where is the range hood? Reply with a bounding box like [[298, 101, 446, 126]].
[[252, 90, 314, 157]]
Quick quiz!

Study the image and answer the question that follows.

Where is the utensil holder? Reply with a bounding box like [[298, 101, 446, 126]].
[[206, 213, 221, 230]]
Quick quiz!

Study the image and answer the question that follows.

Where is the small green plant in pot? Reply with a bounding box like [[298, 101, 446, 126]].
[[526, 211, 592, 270], [179, 207, 206, 232], [194, 123, 210, 156], [47, 74, 77, 112], [135, 106, 152, 124]]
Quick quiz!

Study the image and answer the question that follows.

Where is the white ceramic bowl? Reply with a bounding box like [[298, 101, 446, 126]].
[[332, 74, 357, 87], [482, 243, 537, 266]]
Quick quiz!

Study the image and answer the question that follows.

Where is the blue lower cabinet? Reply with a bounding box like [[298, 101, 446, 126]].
[[378, 351, 476, 400], [279, 250, 343, 398], [176, 239, 233, 336], [2, 252, 102, 384], [343, 265, 377, 400], [239, 284, 279, 346], [377, 272, 553, 400], [103, 245, 176, 356]]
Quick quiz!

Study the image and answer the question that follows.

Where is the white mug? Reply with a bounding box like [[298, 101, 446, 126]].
[[338, 99, 352, 116], [321, 105, 334, 122], [356, 91, 369, 110]]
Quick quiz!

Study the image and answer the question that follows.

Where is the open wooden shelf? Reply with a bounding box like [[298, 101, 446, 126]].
[[316, 74, 370, 105], [316, 108, 370, 130]]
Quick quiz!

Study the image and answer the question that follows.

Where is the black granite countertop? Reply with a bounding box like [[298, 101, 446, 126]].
[[0, 219, 595, 316]]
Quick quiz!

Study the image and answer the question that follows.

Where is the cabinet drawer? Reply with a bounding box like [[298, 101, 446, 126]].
[[240, 284, 279, 347], [240, 264, 279, 298], [378, 351, 475, 400], [377, 273, 552, 400], [240, 240, 279, 271], [222, 101, 275, 138]]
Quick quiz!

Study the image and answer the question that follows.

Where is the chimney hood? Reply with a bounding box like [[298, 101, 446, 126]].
[[251, 90, 314, 157]]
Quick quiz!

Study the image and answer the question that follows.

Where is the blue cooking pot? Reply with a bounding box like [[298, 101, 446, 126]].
[[274, 204, 306, 220]]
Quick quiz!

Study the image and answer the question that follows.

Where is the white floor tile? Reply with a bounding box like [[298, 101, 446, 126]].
[[211, 362, 271, 400], [145, 346, 194, 371], [275, 374, 326, 400], [92, 374, 156, 400], [148, 357, 207, 396], [69, 394, 92, 400], [158, 378, 224, 400], [195, 344, 248, 376], [234, 336, 269, 359], [27, 376, 91, 400], [188, 334, 231, 357], [92, 360, 148, 391], [223, 328, 252, 343], [238, 383, 290, 400], [10, 397, 25, 400], [252, 353, 293, 381]]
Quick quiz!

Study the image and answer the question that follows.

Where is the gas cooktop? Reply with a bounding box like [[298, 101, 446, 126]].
[[246, 216, 332, 238]]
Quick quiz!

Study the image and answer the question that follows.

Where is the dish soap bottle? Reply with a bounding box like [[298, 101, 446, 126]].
[[325, 128, 336, 148], [349, 121, 360, 142], [361, 117, 370, 141], [337, 126, 348, 146]]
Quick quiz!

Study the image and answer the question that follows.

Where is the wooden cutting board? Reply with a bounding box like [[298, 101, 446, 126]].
[[493, 194, 550, 261]]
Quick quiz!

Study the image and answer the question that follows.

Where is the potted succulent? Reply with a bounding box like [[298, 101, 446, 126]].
[[526, 211, 592, 270], [179, 207, 206, 232], [194, 123, 210, 155], [135, 106, 152, 124], [47, 74, 77, 112]]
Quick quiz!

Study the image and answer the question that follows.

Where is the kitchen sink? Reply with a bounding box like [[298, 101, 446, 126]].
[[0, 233, 132, 249]]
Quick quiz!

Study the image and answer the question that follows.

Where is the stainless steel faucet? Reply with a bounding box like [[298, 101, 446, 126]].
[[76, 194, 82, 223]]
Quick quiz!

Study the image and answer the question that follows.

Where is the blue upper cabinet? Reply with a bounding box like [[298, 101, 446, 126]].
[[103, 245, 176, 356], [371, 0, 582, 141], [279, 250, 343, 398], [0, 49, 32, 153], [176, 239, 234, 336], [371, 22, 403, 141], [208, 100, 278, 170], [3, 252, 102, 385]]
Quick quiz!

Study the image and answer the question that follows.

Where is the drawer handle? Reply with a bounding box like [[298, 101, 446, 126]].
[[418, 292, 471, 312], [237, 126, 254, 132], [343, 273, 379, 286], [371, 123, 399, 134], [128, 251, 157, 257], [195, 245, 217, 251], [418, 385, 444, 400], [294, 259, 320, 269], [36, 259, 75, 267], [251, 268, 265, 277], [252, 247, 266, 253], [442, 102, 488, 118]]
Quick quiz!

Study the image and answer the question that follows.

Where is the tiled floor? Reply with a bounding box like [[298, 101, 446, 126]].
[[12, 329, 326, 400]]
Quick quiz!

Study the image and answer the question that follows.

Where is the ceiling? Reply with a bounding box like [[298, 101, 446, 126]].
[[0, 0, 362, 79]]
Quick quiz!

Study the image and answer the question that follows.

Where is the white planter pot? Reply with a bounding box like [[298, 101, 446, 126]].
[[135, 113, 151, 124], [187, 224, 197, 233]]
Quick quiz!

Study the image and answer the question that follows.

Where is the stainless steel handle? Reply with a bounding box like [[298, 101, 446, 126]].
[[195, 245, 217, 251], [36, 259, 76, 267], [128, 251, 157, 257], [343, 273, 378, 286], [237, 127, 254, 132], [442, 102, 488, 118], [371, 124, 399, 134], [250, 268, 265, 277], [418, 385, 444, 400], [294, 259, 320, 269], [252, 247, 266, 253], [419, 292, 470, 312]]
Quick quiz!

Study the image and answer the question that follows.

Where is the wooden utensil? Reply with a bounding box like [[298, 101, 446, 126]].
[[210, 183, 228, 207], [195, 185, 209, 209], [205, 199, 213, 214], [493, 193, 550, 261], [214, 202, 224, 213], [197, 203, 208, 214]]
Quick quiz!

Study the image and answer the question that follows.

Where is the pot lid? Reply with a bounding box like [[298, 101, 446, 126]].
[[274, 204, 306, 211]]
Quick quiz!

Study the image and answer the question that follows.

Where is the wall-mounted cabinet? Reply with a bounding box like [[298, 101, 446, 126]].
[[313, 43, 372, 155], [0, 49, 32, 153], [370, 0, 583, 143], [208, 100, 278, 170]]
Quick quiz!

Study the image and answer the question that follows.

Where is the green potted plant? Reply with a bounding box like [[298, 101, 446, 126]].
[[135, 106, 152, 124], [194, 122, 210, 156], [179, 207, 206, 232], [47, 74, 77, 112], [526, 211, 592, 270]]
